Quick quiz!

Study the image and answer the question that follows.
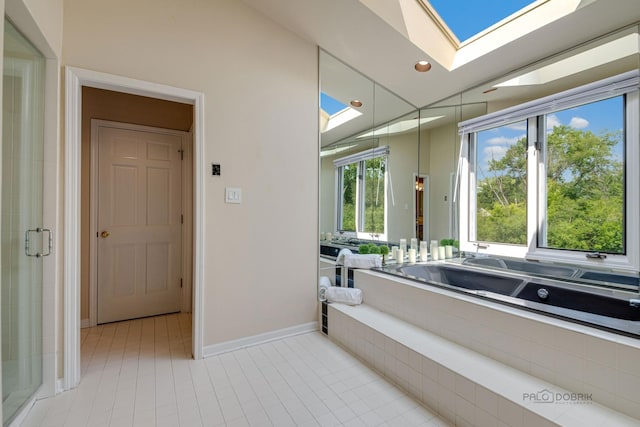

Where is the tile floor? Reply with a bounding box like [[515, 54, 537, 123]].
[[19, 313, 450, 427]]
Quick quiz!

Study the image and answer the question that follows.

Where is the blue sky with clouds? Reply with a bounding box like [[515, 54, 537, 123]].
[[477, 96, 624, 175]]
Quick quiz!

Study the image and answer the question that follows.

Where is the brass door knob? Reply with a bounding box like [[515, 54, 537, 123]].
[[101, 231, 110, 238]]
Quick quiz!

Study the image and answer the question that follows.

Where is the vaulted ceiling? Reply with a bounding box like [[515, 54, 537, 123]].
[[241, 0, 640, 110]]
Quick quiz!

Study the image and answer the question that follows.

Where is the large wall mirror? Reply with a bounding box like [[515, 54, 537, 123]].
[[320, 23, 639, 250], [320, 51, 419, 244]]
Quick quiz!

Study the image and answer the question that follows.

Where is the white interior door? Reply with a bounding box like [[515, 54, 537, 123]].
[[97, 124, 183, 324]]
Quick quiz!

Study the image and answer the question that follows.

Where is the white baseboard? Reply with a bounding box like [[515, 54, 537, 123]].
[[203, 321, 318, 358], [81, 318, 90, 329]]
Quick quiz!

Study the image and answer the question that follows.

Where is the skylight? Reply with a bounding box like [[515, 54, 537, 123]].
[[320, 92, 362, 133], [428, 0, 537, 42]]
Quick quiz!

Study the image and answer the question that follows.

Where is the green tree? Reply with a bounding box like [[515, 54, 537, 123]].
[[341, 164, 357, 231], [477, 136, 528, 244], [340, 157, 386, 234], [363, 157, 385, 234], [477, 126, 623, 253]]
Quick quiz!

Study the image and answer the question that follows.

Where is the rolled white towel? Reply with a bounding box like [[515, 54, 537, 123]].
[[319, 276, 332, 288], [326, 287, 363, 305], [336, 248, 353, 265], [318, 276, 332, 301], [343, 254, 382, 269]]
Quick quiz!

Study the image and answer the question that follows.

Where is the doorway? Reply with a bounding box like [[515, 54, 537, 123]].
[[415, 175, 429, 242], [65, 67, 205, 390], [80, 88, 195, 328]]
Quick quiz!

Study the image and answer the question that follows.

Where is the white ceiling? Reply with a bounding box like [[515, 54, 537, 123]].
[[240, 0, 639, 146]]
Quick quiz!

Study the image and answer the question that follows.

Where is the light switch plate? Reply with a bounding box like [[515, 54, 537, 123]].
[[225, 187, 242, 204]]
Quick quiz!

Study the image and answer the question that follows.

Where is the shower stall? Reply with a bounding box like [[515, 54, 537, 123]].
[[2, 18, 46, 425]]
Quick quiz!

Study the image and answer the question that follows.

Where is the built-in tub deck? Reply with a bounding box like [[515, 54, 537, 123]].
[[373, 261, 640, 337]]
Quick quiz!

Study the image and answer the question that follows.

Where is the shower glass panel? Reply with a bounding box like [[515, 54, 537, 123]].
[[2, 18, 45, 425]]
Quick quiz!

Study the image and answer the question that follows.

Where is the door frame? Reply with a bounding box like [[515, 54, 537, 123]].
[[64, 67, 205, 391], [89, 120, 193, 327]]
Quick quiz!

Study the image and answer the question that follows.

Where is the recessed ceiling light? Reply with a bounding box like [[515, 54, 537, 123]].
[[350, 100, 363, 108], [414, 61, 432, 72]]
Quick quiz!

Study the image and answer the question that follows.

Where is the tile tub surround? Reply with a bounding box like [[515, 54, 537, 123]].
[[352, 269, 640, 421], [328, 303, 640, 427]]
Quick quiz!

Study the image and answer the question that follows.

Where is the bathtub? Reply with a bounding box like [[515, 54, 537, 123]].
[[373, 262, 640, 337], [462, 255, 639, 288]]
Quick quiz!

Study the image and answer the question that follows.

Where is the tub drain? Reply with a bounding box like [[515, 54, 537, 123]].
[[537, 288, 549, 300]]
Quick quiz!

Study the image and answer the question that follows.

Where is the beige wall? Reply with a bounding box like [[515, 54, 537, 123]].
[[64, 0, 319, 346], [319, 155, 335, 235], [80, 88, 194, 321], [382, 132, 420, 241], [427, 122, 459, 242]]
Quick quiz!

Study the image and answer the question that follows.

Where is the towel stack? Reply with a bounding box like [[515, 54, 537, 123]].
[[343, 254, 382, 269], [325, 287, 363, 305]]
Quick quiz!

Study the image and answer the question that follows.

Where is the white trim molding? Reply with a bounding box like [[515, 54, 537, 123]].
[[202, 322, 319, 358], [63, 67, 82, 392], [64, 66, 205, 391]]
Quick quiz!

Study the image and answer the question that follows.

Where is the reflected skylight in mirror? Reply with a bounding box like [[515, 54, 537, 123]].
[[428, 0, 537, 42], [320, 143, 359, 158], [321, 92, 347, 115], [356, 116, 444, 139], [320, 92, 362, 133]]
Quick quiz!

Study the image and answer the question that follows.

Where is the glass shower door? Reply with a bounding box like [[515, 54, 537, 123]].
[[2, 19, 46, 425]]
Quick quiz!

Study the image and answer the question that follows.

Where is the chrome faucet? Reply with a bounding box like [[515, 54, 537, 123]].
[[474, 243, 489, 253]]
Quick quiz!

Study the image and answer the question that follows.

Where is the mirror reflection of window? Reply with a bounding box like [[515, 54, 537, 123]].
[[335, 147, 388, 239], [362, 157, 385, 235], [339, 164, 357, 232]]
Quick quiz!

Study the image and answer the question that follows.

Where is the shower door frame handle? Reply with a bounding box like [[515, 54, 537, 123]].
[[25, 227, 53, 257]]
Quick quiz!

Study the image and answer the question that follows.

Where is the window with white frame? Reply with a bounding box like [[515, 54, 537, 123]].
[[459, 71, 639, 271], [335, 146, 389, 239], [473, 119, 528, 246]]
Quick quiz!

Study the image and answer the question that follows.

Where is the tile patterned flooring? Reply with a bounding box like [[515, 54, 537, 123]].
[[20, 313, 450, 427]]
